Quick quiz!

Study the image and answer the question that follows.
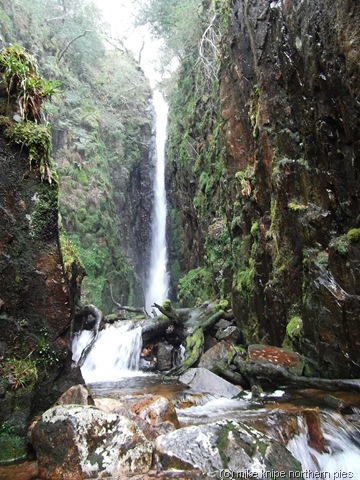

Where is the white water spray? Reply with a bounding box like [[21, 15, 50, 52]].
[[287, 412, 360, 476], [72, 322, 143, 383], [145, 90, 169, 313]]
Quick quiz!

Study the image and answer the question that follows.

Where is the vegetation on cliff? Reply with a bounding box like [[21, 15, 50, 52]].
[[0, 0, 153, 312], [0, 42, 85, 464]]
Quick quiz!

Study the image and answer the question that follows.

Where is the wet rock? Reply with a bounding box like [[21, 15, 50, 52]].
[[0, 461, 38, 480], [56, 384, 94, 406], [155, 420, 302, 477], [215, 325, 240, 342], [198, 340, 237, 370], [179, 368, 242, 398], [244, 405, 325, 454], [324, 394, 354, 415], [94, 397, 172, 440], [30, 404, 153, 479], [94, 397, 125, 413], [131, 395, 180, 429], [248, 344, 301, 368], [214, 319, 241, 343], [157, 342, 174, 371]]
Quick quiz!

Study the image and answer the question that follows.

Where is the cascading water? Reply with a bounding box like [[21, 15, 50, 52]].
[[287, 411, 360, 476], [145, 89, 170, 314], [72, 321, 143, 383]]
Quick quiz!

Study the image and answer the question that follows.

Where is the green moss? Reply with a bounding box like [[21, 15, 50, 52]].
[[216, 299, 229, 311], [181, 326, 204, 370], [0, 44, 59, 121], [0, 46, 58, 184], [59, 230, 85, 274], [287, 200, 307, 211], [332, 235, 350, 255], [76, 167, 89, 186], [0, 432, 27, 463], [286, 316, 303, 340], [177, 267, 213, 307], [235, 166, 256, 197], [250, 221, 258, 237], [234, 268, 254, 297], [315, 250, 329, 267], [161, 299, 172, 310], [2, 120, 56, 183], [347, 228, 360, 243], [30, 186, 58, 240], [216, 421, 235, 468]]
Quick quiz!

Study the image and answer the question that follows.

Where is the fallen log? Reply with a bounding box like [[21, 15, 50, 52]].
[[234, 358, 360, 393], [210, 361, 247, 387], [166, 326, 204, 376], [153, 301, 182, 324], [141, 315, 173, 344]]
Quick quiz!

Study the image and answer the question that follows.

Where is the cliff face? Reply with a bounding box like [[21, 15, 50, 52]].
[[0, 48, 82, 462], [167, 0, 360, 377]]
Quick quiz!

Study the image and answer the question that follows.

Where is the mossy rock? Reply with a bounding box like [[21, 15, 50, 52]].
[[0, 433, 27, 465], [347, 228, 360, 243]]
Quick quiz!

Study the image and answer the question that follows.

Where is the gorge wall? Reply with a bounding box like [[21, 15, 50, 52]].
[[0, 47, 83, 463], [167, 0, 360, 378], [0, 0, 155, 313]]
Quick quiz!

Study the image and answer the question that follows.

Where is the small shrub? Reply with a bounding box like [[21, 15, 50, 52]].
[[1, 356, 38, 390]]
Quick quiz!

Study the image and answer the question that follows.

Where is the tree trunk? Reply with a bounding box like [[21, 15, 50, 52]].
[[234, 359, 360, 393]]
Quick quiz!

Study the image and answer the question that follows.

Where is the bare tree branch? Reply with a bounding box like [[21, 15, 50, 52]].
[[109, 283, 148, 316], [58, 30, 92, 62]]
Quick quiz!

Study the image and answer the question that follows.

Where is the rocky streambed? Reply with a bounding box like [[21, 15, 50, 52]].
[[3, 371, 359, 480]]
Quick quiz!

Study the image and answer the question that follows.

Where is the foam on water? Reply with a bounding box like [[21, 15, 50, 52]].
[[72, 322, 143, 383]]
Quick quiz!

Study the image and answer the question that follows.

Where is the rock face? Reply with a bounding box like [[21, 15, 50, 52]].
[[31, 405, 153, 479], [167, 0, 360, 378], [0, 47, 83, 463]]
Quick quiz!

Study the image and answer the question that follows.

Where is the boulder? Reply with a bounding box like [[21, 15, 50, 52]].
[[56, 384, 94, 406], [131, 395, 180, 429], [179, 368, 242, 398], [30, 404, 153, 479], [94, 397, 174, 441], [215, 325, 240, 342], [157, 342, 174, 371], [248, 345, 301, 368], [93, 397, 125, 413], [243, 406, 325, 454], [198, 341, 237, 370], [155, 420, 302, 477]]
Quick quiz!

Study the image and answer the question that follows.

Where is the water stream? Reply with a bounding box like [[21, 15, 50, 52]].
[[72, 327, 360, 474]]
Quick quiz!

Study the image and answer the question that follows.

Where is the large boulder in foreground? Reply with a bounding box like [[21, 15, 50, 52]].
[[155, 419, 303, 478], [30, 405, 153, 479]]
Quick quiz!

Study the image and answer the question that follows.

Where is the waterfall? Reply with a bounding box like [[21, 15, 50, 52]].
[[72, 322, 143, 383], [145, 90, 169, 314]]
